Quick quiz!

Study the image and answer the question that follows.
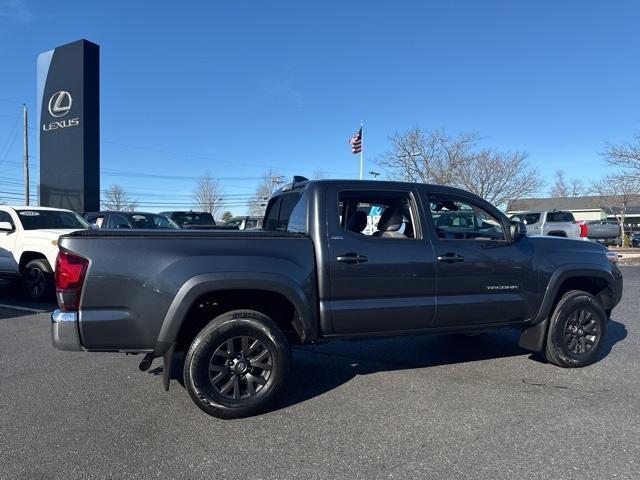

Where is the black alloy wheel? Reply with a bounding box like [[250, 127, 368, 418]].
[[563, 307, 600, 356], [209, 335, 273, 400], [22, 259, 53, 301], [184, 309, 290, 419], [545, 290, 607, 368]]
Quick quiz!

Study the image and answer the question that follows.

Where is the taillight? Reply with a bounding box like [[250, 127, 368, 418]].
[[55, 250, 89, 312], [576, 222, 588, 238], [606, 251, 619, 265]]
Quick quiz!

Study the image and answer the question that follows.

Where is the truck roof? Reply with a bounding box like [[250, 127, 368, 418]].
[[0, 205, 74, 212], [274, 178, 480, 197]]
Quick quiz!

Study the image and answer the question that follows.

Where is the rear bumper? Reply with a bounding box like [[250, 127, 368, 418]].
[[51, 309, 83, 351]]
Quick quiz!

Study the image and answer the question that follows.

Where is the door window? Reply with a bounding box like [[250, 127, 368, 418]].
[[106, 214, 131, 229], [337, 191, 418, 239], [546, 211, 575, 222], [510, 213, 540, 225], [0, 211, 14, 228], [429, 196, 505, 241]]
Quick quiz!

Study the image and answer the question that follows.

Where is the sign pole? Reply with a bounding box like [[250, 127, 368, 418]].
[[23, 104, 29, 206], [359, 120, 364, 180]]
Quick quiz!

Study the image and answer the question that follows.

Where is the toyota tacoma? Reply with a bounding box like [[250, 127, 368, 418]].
[[51, 178, 623, 418]]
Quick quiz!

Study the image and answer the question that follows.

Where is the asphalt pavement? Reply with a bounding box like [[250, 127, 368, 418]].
[[0, 269, 638, 479]]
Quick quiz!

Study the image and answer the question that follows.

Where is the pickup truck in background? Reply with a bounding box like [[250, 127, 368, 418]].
[[580, 220, 622, 247], [0, 206, 90, 300], [509, 210, 584, 239], [52, 179, 623, 419]]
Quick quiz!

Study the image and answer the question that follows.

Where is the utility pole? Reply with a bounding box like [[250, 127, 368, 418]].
[[23, 104, 29, 206], [369, 171, 380, 180]]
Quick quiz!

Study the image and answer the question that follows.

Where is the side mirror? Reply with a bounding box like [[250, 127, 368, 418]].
[[0, 221, 14, 232], [509, 220, 526, 241]]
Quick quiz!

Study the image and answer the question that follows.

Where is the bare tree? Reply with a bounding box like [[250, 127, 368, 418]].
[[220, 211, 233, 223], [378, 127, 544, 208], [102, 185, 138, 211], [603, 132, 640, 175], [249, 169, 283, 216], [457, 149, 545, 208], [591, 174, 640, 243], [550, 170, 569, 197], [193, 173, 224, 219], [550, 170, 584, 197]]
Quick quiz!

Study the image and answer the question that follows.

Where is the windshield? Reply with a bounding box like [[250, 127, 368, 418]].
[[16, 209, 91, 230], [510, 213, 541, 225], [224, 217, 244, 227], [172, 212, 215, 226], [129, 214, 180, 229]]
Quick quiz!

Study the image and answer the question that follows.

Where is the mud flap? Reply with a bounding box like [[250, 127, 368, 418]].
[[518, 318, 548, 352], [163, 342, 176, 391]]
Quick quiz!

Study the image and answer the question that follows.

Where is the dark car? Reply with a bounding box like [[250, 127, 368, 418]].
[[223, 216, 263, 230], [632, 232, 640, 248], [55, 178, 622, 419], [83, 211, 180, 230], [160, 211, 216, 229]]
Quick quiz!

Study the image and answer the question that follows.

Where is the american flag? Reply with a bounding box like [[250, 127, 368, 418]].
[[349, 127, 362, 154]]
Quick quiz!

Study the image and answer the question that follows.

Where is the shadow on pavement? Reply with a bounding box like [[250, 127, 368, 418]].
[[150, 320, 627, 415], [0, 279, 57, 312]]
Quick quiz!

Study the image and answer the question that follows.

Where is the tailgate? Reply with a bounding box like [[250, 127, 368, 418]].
[[587, 222, 620, 240]]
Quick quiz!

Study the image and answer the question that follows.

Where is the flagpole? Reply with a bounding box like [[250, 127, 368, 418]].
[[359, 120, 364, 180]]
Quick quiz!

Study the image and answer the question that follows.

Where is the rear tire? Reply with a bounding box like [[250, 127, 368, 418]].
[[544, 290, 608, 368], [22, 259, 53, 301], [183, 309, 290, 419]]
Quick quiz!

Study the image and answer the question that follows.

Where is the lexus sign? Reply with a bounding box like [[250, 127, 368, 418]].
[[37, 39, 100, 212]]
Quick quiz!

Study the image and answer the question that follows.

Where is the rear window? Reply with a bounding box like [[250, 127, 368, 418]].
[[172, 212, 215, 226], [546, 211, 575, 222], [263, 191, 307, 233], [16, 210, 90, 230], [510, 213, 540, 225], [129, 214, 179, 229]]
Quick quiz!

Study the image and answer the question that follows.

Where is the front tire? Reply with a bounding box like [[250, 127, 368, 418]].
[[183, 309, 290, 419], [22, 259, 53, 301], [544, 290, 608, 368]]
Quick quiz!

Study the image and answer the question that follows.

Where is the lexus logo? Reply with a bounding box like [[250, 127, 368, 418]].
[[48, 91, 72, 117]]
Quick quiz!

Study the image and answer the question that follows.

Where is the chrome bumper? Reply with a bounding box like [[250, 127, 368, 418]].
[[51, 309, 83, 351]]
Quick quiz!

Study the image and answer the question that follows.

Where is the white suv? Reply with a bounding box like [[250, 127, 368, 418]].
[[0, 206, 90, 300]]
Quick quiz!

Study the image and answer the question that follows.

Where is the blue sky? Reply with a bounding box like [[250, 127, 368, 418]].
[[0, 0, 639, 213]]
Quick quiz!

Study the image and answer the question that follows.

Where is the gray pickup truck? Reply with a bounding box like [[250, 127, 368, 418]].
[[52, 179, 623, 418], [508, 210, 583, 239]]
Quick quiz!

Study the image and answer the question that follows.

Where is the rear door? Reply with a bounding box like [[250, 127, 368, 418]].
[[426, 191, 534, 327], [324, 184, 437, 334]]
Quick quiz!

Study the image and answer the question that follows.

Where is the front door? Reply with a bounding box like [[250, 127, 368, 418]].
[[0, 210, 17, 273], [325, 185, 437, 334], [426, 193, 534, 327]]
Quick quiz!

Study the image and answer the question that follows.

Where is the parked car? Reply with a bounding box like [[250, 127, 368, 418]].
[[223, 216, 263, 230], [83, 211, 180, 230], [631, 232, 640, 248], [0, 206, 90, 300], [159, 211, 239, 230], [159, 211, 221, 230], [52, 178, 622, 419], [509, 210, 584, 239]]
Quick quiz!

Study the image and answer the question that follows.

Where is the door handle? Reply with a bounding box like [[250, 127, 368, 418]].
[[437, 253, 464, 263], [336, 252, 368, 264]]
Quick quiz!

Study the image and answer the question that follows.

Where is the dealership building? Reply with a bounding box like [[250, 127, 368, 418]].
[[506, 196, 640, 231]]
